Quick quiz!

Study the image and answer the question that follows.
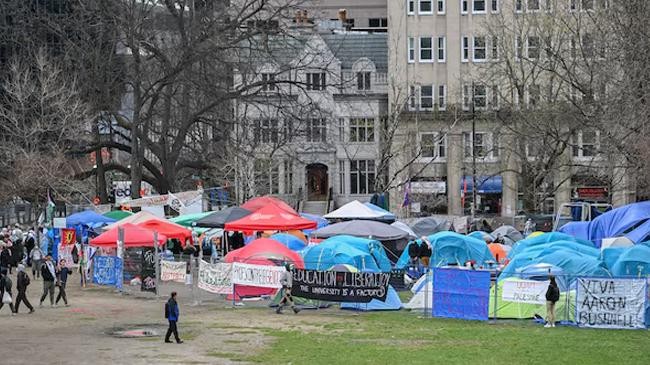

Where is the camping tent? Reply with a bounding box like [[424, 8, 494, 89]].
[[391, 221, 417, 238], [137, 219, 193, 243], [103, 210, 133, 221], [340, 285, 402, 311], [491, 225, 524, 244], [323, 200, 395, 222], [395, 232, 494, 269], [170, 212, 213, 227], [66, 210, 116, 228], [610, 244, 650, 277], [499, 249, 610, 284], [241, 196, 297, 215], [90, 223, 168, 247], [311, 220, 410, 241], [302, 235, 392, 272], [269, 233, 307, 251], [469, 231, 495, 242], [194, 207, 252, 228], [489, 278, 576, 320], [300, 213, 329, 234], [364, 203, 397, 222], [410, 217, 451, 237], [508, 232, 595, 258], [103, 211, 167, 230], [224, 205, 316, 232]]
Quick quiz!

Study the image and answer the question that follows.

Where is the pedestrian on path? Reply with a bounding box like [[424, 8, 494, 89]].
[[30, 245, 43, 279], [545, 276, 560, 328], [39, 255, 56, 307], [164, 292, 183, 344], [15, 264, 34, 313], [0, 268, 16, 315], [276, 263, 300, 314], [55, 259, 71, 306]]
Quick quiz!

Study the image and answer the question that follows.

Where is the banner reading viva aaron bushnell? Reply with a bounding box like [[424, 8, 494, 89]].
[[290, 269, 391, 303], [576, 277, 647, 329]]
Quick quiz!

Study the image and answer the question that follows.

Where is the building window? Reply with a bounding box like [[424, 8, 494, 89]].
[[527, 36, 540, 59], [350, 160, 376, 194], [339, 160, 346, 194], [462, 36, 470, 62], [357, 72, 371, 90], [515, 36, 522, 60], [573, 130, 599, 157], [349, 118, 375, 142], [421, 133, 446, 158], [420, 85, 434, 110], [338, 118, 345, 142], [492, 134, 500, 157], [283, 160, 293, 194], [437, 36, 446, 62], [515, 0, 523, 12], [461, 0, 469, 14], [462, 84, 471, 110], [464, 132, 487, 157], [582, 0, 594, 11], [261, 73, 276, 92], [255, 160, 280, 195], [420, 37, 433, 62], [306, 72, 326, 91], [527, 0, 540, 11], [491, 0, 499, 12], [491, 85, 499, 109], [473, 84, 487, 109], [408, 0, 415, 14], [582, 33, 595, 58], [368, 18, 387, 27], [254, 119, 279, 144], [473, 0, 486, 12], [408, 37, 416, 63], [306, 118, 327, 142], [438, 0, 446, 14], [438, 84, 447, 110], [491, 36, 499, 60], [420, 0, 433, 13], [473, 36, 487, 61]]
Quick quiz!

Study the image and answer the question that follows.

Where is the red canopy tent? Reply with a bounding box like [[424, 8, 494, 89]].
[[90, 223, 168, 248], [241, 196, 297, 215], [224, 204, 316, 232], [137, 219, 193, 243]]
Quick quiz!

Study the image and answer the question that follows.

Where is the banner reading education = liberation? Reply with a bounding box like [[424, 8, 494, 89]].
[[160, 260, 187, 283], [290, 269, 391, 303], [576, 277, 647, 329], [501, 279, 549, 304], [198, 260, 233, 294]]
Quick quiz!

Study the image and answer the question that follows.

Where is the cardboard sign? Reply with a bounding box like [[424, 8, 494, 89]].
[[576, 278, 646, 329], [290, 269, 391, 303]]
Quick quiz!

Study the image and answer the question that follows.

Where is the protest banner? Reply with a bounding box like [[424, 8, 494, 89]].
[[93, 256, 122, 286], [576, 277, 647, 329], [231, 262, 286, 288], [57, 244, 74, 267], [161, 260, 187, 283], [140, 248, 157, 293], [501, 279, 549, 304], [61, 228, 76, 245], [290, 269, 391, 303], [433, 268, 491, 321], [198, 260, 233, 294]]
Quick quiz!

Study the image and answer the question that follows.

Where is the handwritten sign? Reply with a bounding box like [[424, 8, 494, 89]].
[[198, 260, 233, 294], [433, 268, 491, 321], [57, 244, 74, 268], [576, 278, 647, 329], [290, 269, 391, 303], [140, 248, 156, 293], [92, 256, 122, 286], [161, 260, 187, 283], [502, 279, 549, 304], [231, 262, 286, 288]]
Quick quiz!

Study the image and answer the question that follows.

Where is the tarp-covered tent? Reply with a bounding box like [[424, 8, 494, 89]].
[[601, 247, 627, 270], [491, 225, 524, 244], [170, 212, 213, 227], [558, 221, 591, 240], [610, 244, 650, 277], [90, 223, 168, 247], [270, 233, 307, 251], [312, 220, 409, 241], [410, 217, 451, 237], [67, 210, 116, 228], [340, 285, 402, 311], [103, 211, 166, 231], [137, 219, 193, 243], [469, 231, 494, 242], [302, 235, 392, 272], [193, 207, 252, 228], [396, 232, 494, 269], [323, 200, 395, 222], [500, 249, 610, 284], [241, 196, 297, 215], [225, 205, 316, 232], [103, 210, 133, 221], [508, 232, 594, 258]]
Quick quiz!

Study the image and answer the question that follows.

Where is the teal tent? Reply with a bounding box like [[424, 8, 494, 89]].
[[302, 235, 392, 272]]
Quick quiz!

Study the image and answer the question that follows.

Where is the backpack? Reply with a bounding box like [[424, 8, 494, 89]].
[[546, 285, 560, 303]]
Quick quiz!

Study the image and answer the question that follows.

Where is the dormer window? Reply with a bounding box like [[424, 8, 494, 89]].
[[357, 72, 371, 91]]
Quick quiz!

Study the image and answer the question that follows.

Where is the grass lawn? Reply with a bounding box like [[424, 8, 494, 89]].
[[248, 311, 650, 365]]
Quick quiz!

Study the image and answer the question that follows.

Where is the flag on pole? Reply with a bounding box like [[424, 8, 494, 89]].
[[167, 192, 185, 213], [402, 180, 411, 208]]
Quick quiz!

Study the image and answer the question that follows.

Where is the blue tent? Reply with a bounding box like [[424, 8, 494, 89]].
[[468, 231, 494, 242], [270, 233, 307, 251], [570, 201, 650, 247], [558, 221, 591, 240], [508, 232, 594, 258], [340, 285, 402, 311], [66, 210, 116, 228], [300, 213, 329, 235], [610, 245, 650, 277], [302, 235, 392, 272], [396, 232, 494, 269], [364, 203, 397, 222], [600, 247, 627, 271], [516, 263, 569, 291], [500, 249, 609, 283]]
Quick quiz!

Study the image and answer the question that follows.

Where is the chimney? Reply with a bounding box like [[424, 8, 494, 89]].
[[302, 10, 309, 24], [337, 9, 347, 24]]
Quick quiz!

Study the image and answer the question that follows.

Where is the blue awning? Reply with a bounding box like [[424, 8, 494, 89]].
[[461, 176, 502, 194]]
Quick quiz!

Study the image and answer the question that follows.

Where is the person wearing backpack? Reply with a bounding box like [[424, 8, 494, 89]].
[[15, 264, 34, 314], [545, 276, 560, 328], [164, 292, 183, 344]]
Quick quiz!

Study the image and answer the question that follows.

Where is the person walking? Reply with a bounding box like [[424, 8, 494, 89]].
[[1, 244, 12, 274], [55, 259, 71, 306], [39, 255, 56, 307], [30, 245, 44, 279], [276, 263, 300, 314], [545, 276, 560, 328], [164, 292, 183, 344], [0, 268, 16, 315], [15, 264, 34, 314]]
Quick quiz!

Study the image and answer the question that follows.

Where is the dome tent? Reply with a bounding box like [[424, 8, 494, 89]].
[[610, 244, 650, 277], [508, 232, 595, 258], [302, 235, 392, 272], [395, 232, 494, 269], [270, 233, 307, 251]]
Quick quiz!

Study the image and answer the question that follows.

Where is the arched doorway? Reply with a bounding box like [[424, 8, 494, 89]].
[[306, 163, 328, 200]]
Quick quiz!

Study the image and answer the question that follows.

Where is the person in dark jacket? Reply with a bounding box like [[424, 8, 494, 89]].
[[55, 259, 71, 306], [0, 268, 16, 315], [164, 292, 183, 343], [15, 264, 34, 313], [545, 276, 560, 328], [39, 255, 56, 307], [0, 245, 12, 274], [418, 237, 432, 267]]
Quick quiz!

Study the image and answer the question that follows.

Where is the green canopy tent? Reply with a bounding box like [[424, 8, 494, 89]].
[[170, 212, 213, 228], [103, 210, 133, 221]]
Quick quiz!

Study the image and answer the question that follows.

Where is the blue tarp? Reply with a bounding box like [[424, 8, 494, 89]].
[[300, 213, 329, 235], [508, 232, 595, 258], [66, 210, 116, 228], [500, 249, 610, 283], [558, 221, 591, 240], [610, 245, 650, 277], [461, 175, 502, 194], [302, 235, 392, 272], [433, 268, 491, 321], [270, 233, 306, 251], [364, 203, 397, 221], [396, 232, 494, 269], [340, 285, 402, 311], [567, 201, 650, 247]]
